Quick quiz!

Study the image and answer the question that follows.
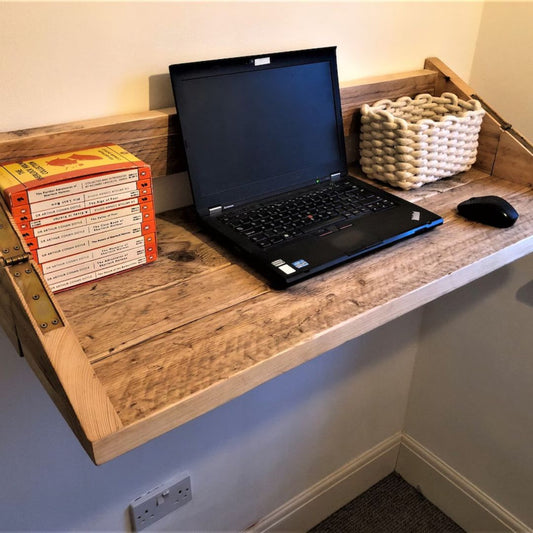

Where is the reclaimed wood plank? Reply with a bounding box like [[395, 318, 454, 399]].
[[492, 130, 533, 185], [65, 164, 510, 363], [0, 108, 186, 178], [71, 264, 268, 362]]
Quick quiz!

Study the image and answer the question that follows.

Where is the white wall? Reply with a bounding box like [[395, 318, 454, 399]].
[[2, 2, 532, 532], [1, 1, 483, 131], [469, 2, 533, 140], [404, 253, 533, 526]]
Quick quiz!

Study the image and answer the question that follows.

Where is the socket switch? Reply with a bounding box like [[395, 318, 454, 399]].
[[129, 475, 192, 531]]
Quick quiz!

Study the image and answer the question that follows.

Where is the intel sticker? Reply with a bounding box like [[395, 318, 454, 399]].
[[292, 259, 309, 269]]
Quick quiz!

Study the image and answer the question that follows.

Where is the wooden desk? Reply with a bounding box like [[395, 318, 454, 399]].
[[1, 58, 532, 464]]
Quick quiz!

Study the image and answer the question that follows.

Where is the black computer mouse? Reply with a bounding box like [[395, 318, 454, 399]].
[[457, 195, 519, 228]]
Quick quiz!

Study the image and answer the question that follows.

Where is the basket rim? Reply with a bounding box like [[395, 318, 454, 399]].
[[361, 92, 485, 130]]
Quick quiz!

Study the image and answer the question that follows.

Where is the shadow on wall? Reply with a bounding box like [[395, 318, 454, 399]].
[[418, 264, 511, 339], [516, 280, 533, 308], [149, 73, 174, 110], [148, 73, 189, 181]]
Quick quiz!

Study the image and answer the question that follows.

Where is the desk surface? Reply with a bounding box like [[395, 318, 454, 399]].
[[1, 59, 532, 464], [55, 167, 532, 461]]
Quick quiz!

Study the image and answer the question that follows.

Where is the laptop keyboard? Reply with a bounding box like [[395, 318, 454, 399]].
[[218, 179, 397, 249]]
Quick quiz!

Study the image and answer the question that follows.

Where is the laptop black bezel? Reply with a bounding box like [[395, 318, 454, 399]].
[[169, 46, 348, 217]]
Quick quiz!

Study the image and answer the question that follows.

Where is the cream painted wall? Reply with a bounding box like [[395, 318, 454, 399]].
[[470, 2, 533, 141], [404, 253, 533, 526], [1, 1, 484, 131]]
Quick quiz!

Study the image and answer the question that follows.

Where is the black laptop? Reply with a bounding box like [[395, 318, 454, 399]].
[[169, 47, 443, 288]]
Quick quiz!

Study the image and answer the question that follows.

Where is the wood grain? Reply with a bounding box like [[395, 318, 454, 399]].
[[71, 264, 268, 362], [492, 131, 533, 185], [86, 173, 532, 462], [0, 108, 185, 178], [93, 175, 532, 422], [54, 208, 230, 317]]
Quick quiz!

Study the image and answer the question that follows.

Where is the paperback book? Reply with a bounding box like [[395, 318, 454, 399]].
[[0, 145, 158, 291]]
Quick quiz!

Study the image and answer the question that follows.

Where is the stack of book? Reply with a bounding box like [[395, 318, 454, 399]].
[[0, 144, 157, 292]]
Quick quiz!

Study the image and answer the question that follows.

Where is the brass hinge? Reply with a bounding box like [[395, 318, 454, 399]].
[[1, 203, 63, 333], [0, 204, 31, 267], [7, 262, 64, 333]]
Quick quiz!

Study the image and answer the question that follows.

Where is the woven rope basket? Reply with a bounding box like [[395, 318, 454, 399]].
[[359, 92, 485, 190]]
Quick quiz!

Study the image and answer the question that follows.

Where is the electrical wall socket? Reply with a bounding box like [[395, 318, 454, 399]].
[[129, 475, 192, 531]]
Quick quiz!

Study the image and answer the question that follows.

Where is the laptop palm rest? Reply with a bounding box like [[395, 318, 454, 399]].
[[267, 226, 381, 268], [328, 227, 382, 256]]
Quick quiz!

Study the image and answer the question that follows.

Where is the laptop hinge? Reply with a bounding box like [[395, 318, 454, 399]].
[[330, 172, 342, 182], [208, 206, 223, 216]]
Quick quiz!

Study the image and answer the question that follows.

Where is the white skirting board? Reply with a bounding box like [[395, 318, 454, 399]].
[[248, 433, 531, 533], [396, 434, 531, 533], [247, 433, 401, 532]]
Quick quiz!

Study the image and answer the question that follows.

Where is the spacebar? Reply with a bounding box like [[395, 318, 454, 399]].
[[302, 215, 346, 234]]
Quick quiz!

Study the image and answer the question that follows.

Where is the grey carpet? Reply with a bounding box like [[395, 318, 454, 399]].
[[309, 473, 465, 532]]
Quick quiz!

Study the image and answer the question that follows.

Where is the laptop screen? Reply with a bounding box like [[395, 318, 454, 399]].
[[170, 47, 347, 214]]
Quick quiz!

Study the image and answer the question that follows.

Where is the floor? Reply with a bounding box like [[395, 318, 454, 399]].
[[309, 473, 465, 532]]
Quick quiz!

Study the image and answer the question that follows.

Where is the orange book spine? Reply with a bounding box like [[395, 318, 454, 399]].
[[6, 166, 149, 207], [15, 194, 153, 229], [44, 235, 157, 292], [33, 218, 157, 264], [36, 233, 156, 275], [12, 180, 152, 220], [23, 210, 156, 250], [47, 246, 157, 293], [18, 199, 155, 240]]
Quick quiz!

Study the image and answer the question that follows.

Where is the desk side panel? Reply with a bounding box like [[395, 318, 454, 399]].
[[0, 264, 123, 460], [492, 130, 533, 185]]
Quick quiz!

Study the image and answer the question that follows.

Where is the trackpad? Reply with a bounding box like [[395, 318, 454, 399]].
[[328, 227, 382, 256]]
